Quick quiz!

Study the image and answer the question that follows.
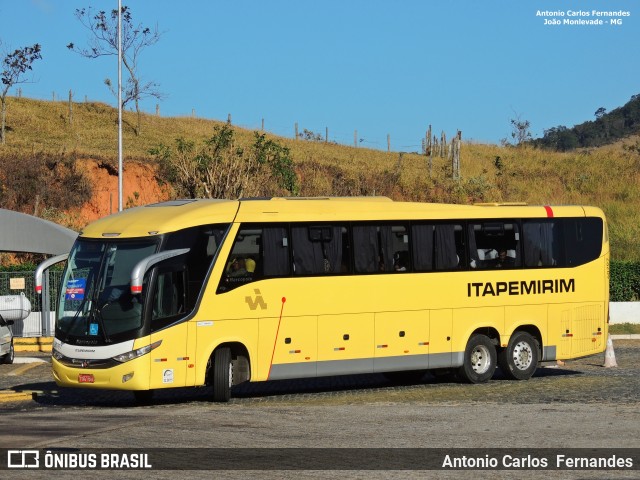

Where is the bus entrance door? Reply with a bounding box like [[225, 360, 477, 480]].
[[149, 323, 189, 389]]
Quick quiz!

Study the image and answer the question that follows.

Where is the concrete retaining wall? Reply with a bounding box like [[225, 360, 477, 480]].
[[609, 302, 640, 324]]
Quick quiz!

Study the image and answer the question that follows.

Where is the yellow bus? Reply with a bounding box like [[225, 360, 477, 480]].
[[39, 197, 609, 402]]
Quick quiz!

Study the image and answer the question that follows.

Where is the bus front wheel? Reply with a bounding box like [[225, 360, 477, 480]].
[[212, 347, 233, 402], [458, 334, 496, 384], [498, 332, 539, 380]]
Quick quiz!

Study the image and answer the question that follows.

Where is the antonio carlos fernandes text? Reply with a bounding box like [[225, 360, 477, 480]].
[[442, 454, 634, 469]]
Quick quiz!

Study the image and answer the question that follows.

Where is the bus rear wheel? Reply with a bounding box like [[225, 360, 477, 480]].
[[458, 334, 496, 384], [212, 347, 233, 403], [498, 332, 539, 380]]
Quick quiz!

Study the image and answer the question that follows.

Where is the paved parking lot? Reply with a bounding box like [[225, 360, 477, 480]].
[[1, 340, 639, 408], [1, 341, 639, 479]]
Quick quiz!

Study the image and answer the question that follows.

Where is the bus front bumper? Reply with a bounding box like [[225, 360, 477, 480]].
[[52, 356, 151, 391]]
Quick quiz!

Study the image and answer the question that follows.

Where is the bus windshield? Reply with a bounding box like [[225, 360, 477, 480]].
[[57, 239, 158, 343]]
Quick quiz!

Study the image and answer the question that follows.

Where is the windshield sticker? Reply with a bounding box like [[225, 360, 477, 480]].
[[89, 323, 99, 336], [65, 278, 86, 300], [163, 369, 174, 384]]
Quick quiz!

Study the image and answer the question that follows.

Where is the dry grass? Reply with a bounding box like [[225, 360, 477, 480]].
[[3, 97, 640, 259]]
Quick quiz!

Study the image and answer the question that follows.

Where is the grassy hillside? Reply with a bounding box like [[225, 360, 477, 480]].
[[2, 96, 640, 260]]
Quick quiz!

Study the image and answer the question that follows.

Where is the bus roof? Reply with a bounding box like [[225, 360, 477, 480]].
[[79, 197, 604, 239]]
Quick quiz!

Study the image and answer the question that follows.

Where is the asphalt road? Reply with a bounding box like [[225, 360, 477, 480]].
[[1, 340, 639, 479]]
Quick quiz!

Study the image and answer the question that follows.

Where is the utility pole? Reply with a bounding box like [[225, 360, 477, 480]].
[[117, 0, 123, 211]]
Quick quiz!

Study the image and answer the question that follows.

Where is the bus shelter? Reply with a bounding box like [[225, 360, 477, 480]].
[[0, 209, 77, 336]]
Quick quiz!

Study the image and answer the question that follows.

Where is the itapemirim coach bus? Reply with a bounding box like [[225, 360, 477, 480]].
[[36, 197, 609, 402]]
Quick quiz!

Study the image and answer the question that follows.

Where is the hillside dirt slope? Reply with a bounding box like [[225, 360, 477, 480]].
[[76, 159, 170, 224]]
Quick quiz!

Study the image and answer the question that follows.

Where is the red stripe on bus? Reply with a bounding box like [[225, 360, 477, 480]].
[[544, 206, 554, 217], [267, 297, 287, 380]]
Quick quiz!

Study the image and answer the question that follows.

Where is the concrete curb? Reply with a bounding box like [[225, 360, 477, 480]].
[[0, 363, 49, 403], [13, 356, 49, 364], [14, 337, 53, 353], [0, 390, 33, 403], [610, 334, 640, 340]]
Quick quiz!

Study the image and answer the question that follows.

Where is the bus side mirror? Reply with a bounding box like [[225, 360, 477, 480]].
[[35, 253, 69, 294], [130, 248, 190, 295]]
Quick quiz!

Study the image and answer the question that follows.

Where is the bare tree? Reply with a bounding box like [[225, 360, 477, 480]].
[[1, 43, 42, 144], [501, 112, 531, 147], [67, 6, 163, 135]]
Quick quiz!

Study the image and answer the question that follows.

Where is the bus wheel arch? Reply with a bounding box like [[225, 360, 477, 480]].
[[498, 328, 541, 381], [207, 342, 251, 402], [458, 333, 497, 384]]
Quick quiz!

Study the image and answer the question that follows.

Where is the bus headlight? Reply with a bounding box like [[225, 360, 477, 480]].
[[112, 341, 162, 363], [52, 348, 64, 361]]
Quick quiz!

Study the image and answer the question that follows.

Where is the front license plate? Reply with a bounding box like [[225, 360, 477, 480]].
[[78, 374, 95, 383]]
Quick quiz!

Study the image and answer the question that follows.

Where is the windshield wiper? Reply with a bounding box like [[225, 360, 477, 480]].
[[62, 294, 89, 343], [92, 307, 111, 344]]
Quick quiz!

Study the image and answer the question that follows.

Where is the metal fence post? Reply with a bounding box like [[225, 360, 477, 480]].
[[41, 272, 50, 337]]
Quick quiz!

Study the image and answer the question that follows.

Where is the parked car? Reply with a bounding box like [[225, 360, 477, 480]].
[[0, 293, 32, 365], [0, 314, 14, 364]]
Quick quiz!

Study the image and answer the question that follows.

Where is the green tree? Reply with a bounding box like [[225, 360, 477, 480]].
[[1, 43, 42, 144], [253, 132, 299, 194], [594, 107, 607, 119], [152, 126, 299, 199]]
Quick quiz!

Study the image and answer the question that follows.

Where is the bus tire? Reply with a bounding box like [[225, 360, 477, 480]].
[[458, 334, 496, 384], [2, 342, 14, 364], [498, 332, 539, 380], [212, 347, 233, 403]]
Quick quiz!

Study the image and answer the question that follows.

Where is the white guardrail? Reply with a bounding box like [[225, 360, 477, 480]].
[[8, 312, 55, 338], [609, 302, 640, 325]]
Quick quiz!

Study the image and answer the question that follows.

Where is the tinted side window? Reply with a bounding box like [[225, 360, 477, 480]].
[[565, 218, 603, 266], [218, 225, 290, 293], [164, 224, 227, 309], [352, 224, 408, 273], [292, 225, 350, 275], [412, 223, 462, 271], [522, 220, 564, 267], [151, 268, 186, 330], [469, 221, 521, 269]]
